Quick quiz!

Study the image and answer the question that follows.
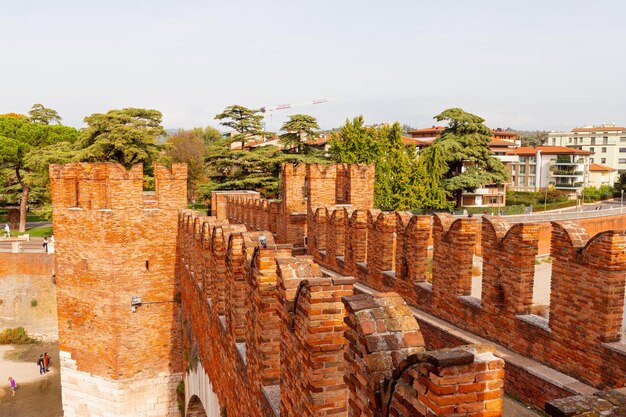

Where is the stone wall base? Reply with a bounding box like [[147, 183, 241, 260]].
[[184, 361, 221, 417], [60, 350, 182, 417]]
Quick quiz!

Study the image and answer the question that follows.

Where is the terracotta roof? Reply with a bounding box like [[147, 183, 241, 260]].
[[407, 126, 445, 134], [507, 146, 593, 156], [490, 138, 518, 146], [402, 136, 433, 147], [589, 163, 617, 172], [572, 126, 625, 133]]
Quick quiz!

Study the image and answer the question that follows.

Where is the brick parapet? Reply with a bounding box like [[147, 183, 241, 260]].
[[277, 257, 353, 416], [342, 291, 504, 417], [308, 208, 626, 397]]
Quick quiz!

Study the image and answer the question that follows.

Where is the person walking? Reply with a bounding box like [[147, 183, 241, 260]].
[[37, 354, 45, 375], [43, 237, 49, 253], [8, 377, 16, 396], [3, 223, 9, 238], [44, 352, 50, 372]]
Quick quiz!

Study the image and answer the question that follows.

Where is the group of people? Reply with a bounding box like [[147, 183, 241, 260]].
[[5, 352, 51, 397], [37, 352, 51, 375]]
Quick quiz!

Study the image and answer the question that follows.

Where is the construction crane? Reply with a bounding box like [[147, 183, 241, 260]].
[[258, 97, 340, 129]]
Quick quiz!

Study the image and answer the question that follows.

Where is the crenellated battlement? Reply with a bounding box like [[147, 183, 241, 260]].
[[49, 162, 187, 210], [177, 209, 506, 417]]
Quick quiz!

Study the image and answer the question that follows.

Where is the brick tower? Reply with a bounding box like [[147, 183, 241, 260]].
[[50, 163, 187, 417]]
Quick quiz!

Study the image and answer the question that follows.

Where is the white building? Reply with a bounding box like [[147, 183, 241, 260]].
[[589, 163, 617, 188], [506, 146, 592, 192], [547, 123, 626, 172]]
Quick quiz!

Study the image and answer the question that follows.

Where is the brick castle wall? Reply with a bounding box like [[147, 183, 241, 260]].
[[306, 208, 626, 406], [178, 209, 504, 416]]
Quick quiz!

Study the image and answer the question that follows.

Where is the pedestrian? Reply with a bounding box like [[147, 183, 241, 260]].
[[44, 352, 50, 372], [8, 377, 16, 396], [43, 237, 49, 253], [3, 223, 9, 238], [37, 354, 45, 375], [192, 197, 196, 210]]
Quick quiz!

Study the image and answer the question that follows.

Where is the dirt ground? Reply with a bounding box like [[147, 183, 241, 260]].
[[0, 342, 62, 417]]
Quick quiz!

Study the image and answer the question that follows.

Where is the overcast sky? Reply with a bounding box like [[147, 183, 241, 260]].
[[1, 0, 625, 132]]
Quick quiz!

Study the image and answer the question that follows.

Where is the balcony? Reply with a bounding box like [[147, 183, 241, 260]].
[[551, 170, 584, 177], [552, 157, 585, 165], [462, 187, 506, 196], [554, 181, 584, 190]]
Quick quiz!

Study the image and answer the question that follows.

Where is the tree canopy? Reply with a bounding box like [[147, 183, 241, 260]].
[[421, 108, 509, 206], [73, 108, 164, 168], [329, 116, 380, 164], [279, 114, 320, 153], [215, 105, 267, 149], [164, 130, 206, 201], [28, 104, 62, 125], [0, 114, 78, 229], [329, 116, 444, 210]]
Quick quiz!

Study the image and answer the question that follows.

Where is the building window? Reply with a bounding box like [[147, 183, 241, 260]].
[[590, 158, 594, 163], [552, 138, 556, 145], [620, 148, 626, 153], [529, 177, 536, 186], [601, 147, 607, 153], [619, 158, 626, 164], [569, 138, 572, 143], [518, 176, 524, 186], [603, 137, 608, 145], [529, 156, 536, 163], [519, 165, 526, 174], [529, 165, 536, 174], [574, 138, 578, 145], [620, 137, 626, 142], [590, 147, 595, 152], [519, 156, 526, 163], [591, 137, 596, 145], [601, 158, 607, 164]]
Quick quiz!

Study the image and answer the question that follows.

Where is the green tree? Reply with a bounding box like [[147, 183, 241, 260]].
[[329, 116, 380, 164], [193, 125, 223, 145], [28, 104, 62, 125], [214, 105, 267, 150], [74, 108, 164, 168], [330, 117, 435, 211], [374, 123, 424, 210], [416, 143, 453, 210], [164, 130, 206, 201], [0, 116, 78, 230], [518, 130, 548, 147], [422, 108, 509, 207], [202, 137, 328, 199], [279, 114, 320, 153]]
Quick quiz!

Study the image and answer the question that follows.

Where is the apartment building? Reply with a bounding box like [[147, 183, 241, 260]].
[[506, 146, 592, 192], [547, 123, 626, 171]]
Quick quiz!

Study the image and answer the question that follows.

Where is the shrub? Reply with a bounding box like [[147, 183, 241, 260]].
[[0, 327, 38, 344], [31, 299, 38, 308]]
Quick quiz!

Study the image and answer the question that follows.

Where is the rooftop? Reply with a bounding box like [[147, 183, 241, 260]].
[[589, 163, 617, 172], [507, 146, 593, 156]]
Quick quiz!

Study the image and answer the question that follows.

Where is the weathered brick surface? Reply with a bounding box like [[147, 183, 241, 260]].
[[52, 163, 186, 380], [277, 257, 353, 417], [343, 291, 504, 417], [51, 162, 187, 416], [546, 388, 626, 417]]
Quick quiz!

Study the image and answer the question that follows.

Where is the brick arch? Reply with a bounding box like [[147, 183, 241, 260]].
[[187, 395, 207, 417]]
